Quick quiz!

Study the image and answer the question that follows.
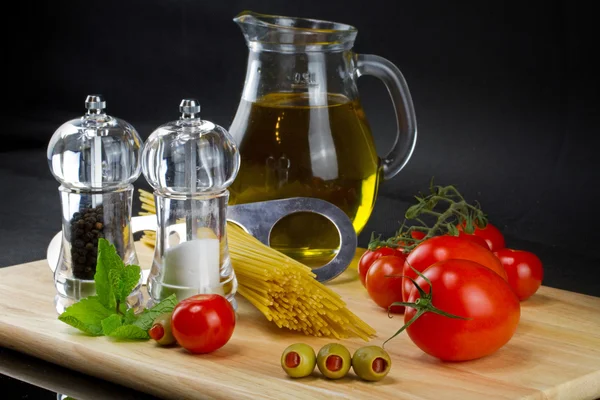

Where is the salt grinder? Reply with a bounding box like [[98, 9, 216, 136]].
[[142, 99, 240, 308], [47, 95, 144, 314]]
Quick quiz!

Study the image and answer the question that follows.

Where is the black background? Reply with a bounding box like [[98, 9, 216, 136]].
[[1, 0, 600, 397], [2, 3, 600, 288], [2, 0, 600, 298], [2, 0, 599, 298]]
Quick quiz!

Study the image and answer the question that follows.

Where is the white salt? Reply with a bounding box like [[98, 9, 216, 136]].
[[163, 238, 224, 298]]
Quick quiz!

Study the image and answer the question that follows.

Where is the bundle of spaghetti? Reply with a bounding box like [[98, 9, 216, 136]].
[[137, 189, 376, 340]]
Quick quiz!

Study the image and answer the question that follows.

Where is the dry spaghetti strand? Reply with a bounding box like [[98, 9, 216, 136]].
[[137, 189, 376, 340]]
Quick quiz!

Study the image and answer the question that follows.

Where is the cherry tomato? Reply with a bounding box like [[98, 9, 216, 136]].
[[396, 230, 428, 249], [171, 294, 236, 354], [457, 222, 505, 252], [494, 248, 543, 301], [404, 259, 520, 361], [358, 247, 404, 287], [402, 235, 507, 301], [365, 256, 406, 313], [410, 231, 426, 240]]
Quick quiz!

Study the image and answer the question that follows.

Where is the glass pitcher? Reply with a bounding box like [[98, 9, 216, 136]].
[[229, 11, 417, 266]]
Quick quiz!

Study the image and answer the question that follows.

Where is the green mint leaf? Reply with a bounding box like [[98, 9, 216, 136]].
[[101, 314, 123, 335], [58, 296, 113, 336], [106, 324, 149, 340], [133, 294, 178, 331], [108, 268, 124, 305], [123, 308, 137, 325], [95, 239, 124, 309], [120, 264, 141, 302]]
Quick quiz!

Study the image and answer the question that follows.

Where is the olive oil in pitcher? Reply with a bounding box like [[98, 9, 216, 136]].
[[232, 12, 417, 267], [229, 92, 381, 267]]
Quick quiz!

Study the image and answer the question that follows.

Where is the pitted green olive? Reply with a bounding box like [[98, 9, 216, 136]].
[[352, 346, 391, 381], [148, 312, 175, 346], [281, 343, 316, 378], [316, 343, 352, 379]]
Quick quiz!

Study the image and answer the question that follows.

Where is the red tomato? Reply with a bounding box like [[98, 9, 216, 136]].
[[404, 259, 520, 361], [171, 294, 236, 354], [452, 233, 489, 249], [457, 222, 505, 252], [358, 247, 404, 286], [396, 230, 428, 249], [494, 248, 543, 301], [365, 256, 406, 313], [410, 231, 426, 240], [402, 235, 507, 301]]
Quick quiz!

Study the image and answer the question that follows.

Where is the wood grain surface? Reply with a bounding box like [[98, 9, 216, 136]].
[[1, 243, 599, 400]]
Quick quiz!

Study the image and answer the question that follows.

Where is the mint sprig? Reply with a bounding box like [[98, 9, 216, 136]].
[[58, 296, 112, 336], [58, 238, 177, 340], [96, 239, 141, 311]]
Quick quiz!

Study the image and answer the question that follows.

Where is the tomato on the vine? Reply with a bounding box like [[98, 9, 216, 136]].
[[451, 233, 489, 249], [410, 231, 426, 240], [403, 259, 520, 361], [494, 248, 543, 301], [402, 235, 507, 301], [365, 256, 406, 313], [358, 247, 404, 286], [171, 294, 236, 354], [457, 222, 505, 252]]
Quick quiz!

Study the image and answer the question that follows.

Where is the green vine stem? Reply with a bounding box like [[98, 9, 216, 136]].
[[382, 266, 470, 348], [369, 179, 488, 253]]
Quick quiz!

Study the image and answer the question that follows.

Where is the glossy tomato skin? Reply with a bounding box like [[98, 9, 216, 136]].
[[171, 294, 236, 354], [454, 233, 489, 249], [494, 248, 543, 301], [365, 256, 406, 313], [405, 259, 520, 361], [403, 236, 507, 301], [358, 247, 404, 287], [457, 222, 505, 252], [410, 231, 426, 240]]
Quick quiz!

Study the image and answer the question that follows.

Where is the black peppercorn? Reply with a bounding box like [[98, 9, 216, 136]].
[[69, 204, 105, 280]]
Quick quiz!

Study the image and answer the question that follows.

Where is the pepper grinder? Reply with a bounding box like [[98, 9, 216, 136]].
[[142, 99, 240, 308], [48, 95, 144, 314]]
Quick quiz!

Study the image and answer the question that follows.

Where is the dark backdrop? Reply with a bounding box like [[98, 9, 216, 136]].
[[1, 0, 599, 296]]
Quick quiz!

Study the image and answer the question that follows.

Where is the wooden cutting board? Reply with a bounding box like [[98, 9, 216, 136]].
[[1, 244, 600, 400]]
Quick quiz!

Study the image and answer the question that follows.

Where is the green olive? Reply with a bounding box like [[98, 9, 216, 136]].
[[281, 343, 316, 378], [316, 343, 352, 379], [352, 346, 392, 382], [148, 312, 175, 346]]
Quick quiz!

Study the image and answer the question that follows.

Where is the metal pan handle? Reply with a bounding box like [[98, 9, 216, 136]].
[[227, 197, 356, 282]]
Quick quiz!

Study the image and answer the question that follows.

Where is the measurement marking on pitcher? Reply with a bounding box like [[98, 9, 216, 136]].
[[291, 72, 318, 88]]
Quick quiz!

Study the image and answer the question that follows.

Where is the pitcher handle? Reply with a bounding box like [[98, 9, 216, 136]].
[[356, 54, 417, 180]]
